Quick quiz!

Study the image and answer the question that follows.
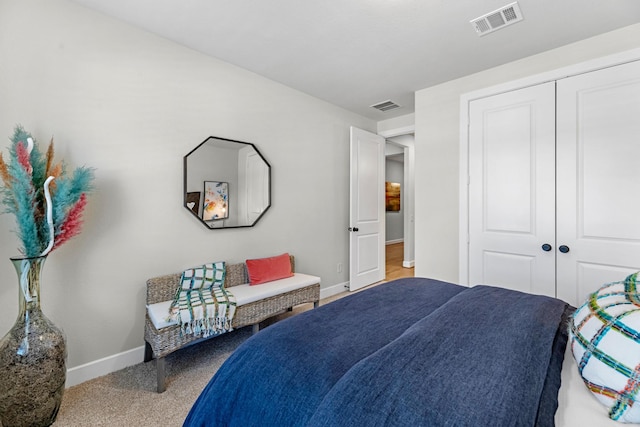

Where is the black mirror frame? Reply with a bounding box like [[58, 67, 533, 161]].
[[183, 136, 271, 229]]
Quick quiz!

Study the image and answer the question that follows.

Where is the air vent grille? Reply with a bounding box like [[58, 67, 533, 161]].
[[371, 100, 400, 112], [503, 6, 518, 21], [470, 2, 523, 36]]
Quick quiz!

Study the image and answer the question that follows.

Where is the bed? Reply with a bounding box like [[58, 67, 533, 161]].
[[183, 277, 612, 426]]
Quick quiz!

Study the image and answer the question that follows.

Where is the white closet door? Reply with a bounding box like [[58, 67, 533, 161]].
[[556, 60, 640, 307], [468, 82, 556, 296]]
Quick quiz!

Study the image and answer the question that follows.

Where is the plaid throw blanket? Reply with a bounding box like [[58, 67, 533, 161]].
[[169, 262, 236, 337]]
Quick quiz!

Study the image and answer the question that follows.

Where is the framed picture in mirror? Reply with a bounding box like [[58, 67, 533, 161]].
[[203, 181, 229, 221]]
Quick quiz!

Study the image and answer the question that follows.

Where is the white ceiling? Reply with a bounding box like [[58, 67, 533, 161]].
[[69, 0, 640, 120]]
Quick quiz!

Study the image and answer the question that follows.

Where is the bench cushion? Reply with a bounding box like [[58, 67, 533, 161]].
[[231, 273, 320, 305], [147, 273, 320, 330], [147, 300, 179, 330]]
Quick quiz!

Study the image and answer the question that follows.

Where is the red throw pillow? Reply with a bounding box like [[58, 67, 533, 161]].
[[246, 253, 293, 285]]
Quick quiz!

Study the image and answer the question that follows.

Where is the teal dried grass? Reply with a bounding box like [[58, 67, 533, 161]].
[[0, 125, 95, 257], [52, 167, 94, 238], [6, 128, 40, 256]]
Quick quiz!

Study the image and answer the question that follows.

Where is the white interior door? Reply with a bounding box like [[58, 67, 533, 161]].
[[349, 127, 385, 291], [468, 82, 556, 297], [556, 60, 640, 306]]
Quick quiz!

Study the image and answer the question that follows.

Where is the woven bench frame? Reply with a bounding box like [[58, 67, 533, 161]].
[[143, 256, 320, 392]]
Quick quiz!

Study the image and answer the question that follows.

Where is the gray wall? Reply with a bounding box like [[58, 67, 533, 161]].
[[0, 0, 374, 370]]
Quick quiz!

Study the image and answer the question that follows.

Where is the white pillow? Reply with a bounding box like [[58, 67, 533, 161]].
[[570, 272, 640, 423]]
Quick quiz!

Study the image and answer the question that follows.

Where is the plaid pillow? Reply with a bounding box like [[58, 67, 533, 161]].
[[570, 272, 640, 423]]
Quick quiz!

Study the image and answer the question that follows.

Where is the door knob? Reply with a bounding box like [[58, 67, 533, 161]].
[[541, 244, 552, 252], [559, 245, 570, 253], [348, 227, 359, 232]]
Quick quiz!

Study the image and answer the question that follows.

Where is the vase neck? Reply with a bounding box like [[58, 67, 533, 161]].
[[11, 256, 47, 313]]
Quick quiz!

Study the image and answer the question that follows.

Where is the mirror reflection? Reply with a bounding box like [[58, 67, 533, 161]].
[[184, 136, 271, 229]]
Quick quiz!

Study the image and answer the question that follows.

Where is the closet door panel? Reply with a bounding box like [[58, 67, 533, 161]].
[[468, 82, 556, 296], [557, 60, 640, 307]]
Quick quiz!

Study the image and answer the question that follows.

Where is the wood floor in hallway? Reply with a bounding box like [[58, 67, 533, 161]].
[[324, 242, 414, 302], [385, 242, 414, 281]]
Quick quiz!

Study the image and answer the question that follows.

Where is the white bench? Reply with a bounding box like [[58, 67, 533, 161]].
[[143, 256, 320, 392]]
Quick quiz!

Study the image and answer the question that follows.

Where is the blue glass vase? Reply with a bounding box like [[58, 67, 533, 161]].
[[0, 256, 67, 427]]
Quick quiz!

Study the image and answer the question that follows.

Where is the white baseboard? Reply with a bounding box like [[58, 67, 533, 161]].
[[320, 281, 349, 300], [66, 345, 146, 388], [385, 239, 404, 245], [403, 260, 415, 268], [66, 282, 352, 388]]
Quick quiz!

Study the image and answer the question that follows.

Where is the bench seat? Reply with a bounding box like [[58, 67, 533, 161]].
[[144, 256, 320, 392], [147, 273, 321, 330]]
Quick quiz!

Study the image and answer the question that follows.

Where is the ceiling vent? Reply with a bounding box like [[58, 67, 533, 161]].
[[470, 2, 524, 36], [371, 100, 400, 112]]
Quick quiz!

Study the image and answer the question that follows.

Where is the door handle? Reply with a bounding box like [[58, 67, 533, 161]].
[[348, 227, 359, 232], [559, 245, 570, 253], [541, 244, 552, 252]]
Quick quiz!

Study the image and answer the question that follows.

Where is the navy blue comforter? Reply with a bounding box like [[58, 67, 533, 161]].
[[184, 278, 571, 427]]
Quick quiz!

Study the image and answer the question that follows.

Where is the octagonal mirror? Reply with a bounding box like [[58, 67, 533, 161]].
[[184, 136, 271, 229]]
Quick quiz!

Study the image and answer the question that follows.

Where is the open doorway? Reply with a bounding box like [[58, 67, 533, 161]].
[[386, 242, 414, 281], [384, 133, 415, 280]]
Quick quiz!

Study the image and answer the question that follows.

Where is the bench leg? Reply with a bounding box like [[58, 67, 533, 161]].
[[313, 300, 319, 308], [156, 357, 167, 393], [252, 323, 260, 335], [144, 341, 153, 363]]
